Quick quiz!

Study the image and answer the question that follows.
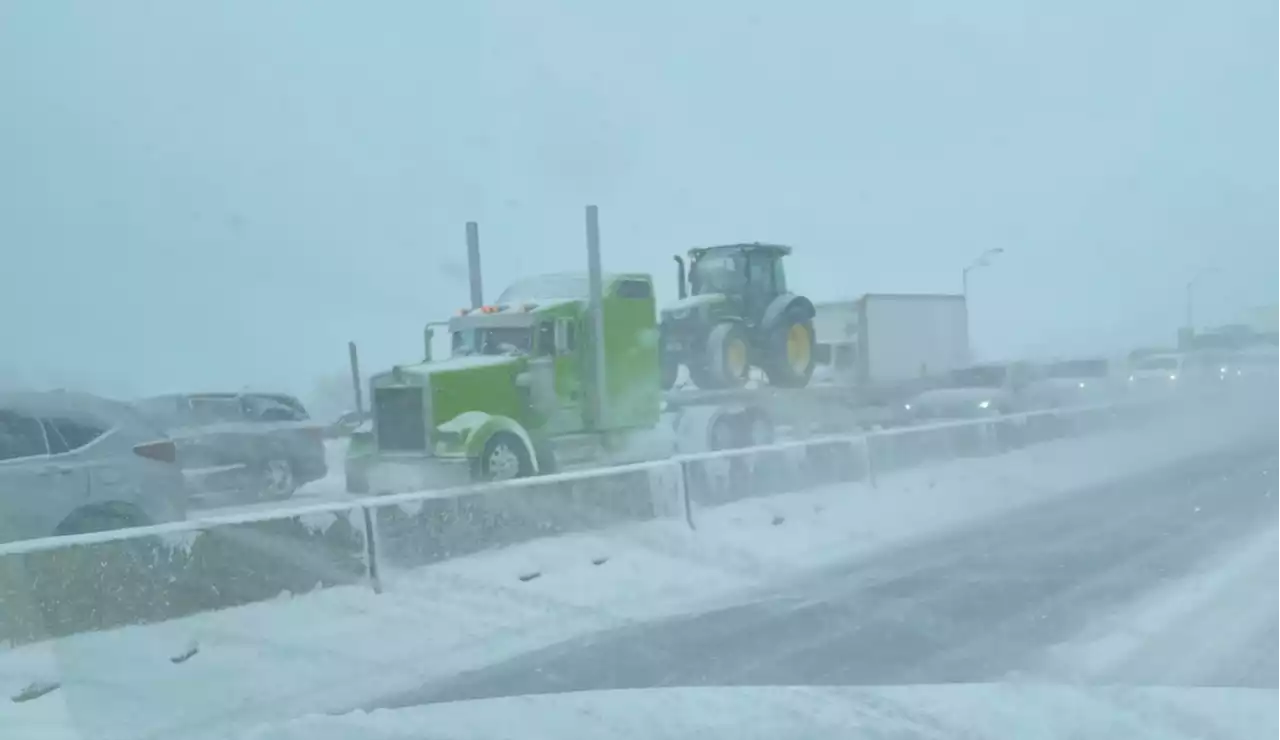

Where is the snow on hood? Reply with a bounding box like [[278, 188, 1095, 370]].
[[663, 293, 726, 315], [910, 387, 1007, 407], [420, 354, 520, 374], [238, 684, 1273, 740]]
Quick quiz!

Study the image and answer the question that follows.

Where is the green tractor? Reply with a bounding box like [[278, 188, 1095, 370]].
[[659, 243, 817, 390]]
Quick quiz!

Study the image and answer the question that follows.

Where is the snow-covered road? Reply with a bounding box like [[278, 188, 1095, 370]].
[[1, 391, 1272, 740], [381, 443, 1276, 709]]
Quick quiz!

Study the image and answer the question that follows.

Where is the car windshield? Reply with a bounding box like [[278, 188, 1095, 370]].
[[945, 365, 1008, 388], [689, 253, 745, 295], [1135, 356, 1179, 371], [1046, 359, 1109, 378]]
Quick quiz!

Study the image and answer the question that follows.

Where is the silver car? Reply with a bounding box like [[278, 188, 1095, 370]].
[[0, 390, 188, 544]]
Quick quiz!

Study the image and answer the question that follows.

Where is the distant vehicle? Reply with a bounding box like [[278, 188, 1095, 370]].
[[0, 390, 187, 544], [1034, 358, 1121, 406], [1126, 353, 1184, 393], [902, 361, 1043, 421], [134, 392, 326, 501], [1230, 344, 1280, 380], [812, 293, 970, 403]]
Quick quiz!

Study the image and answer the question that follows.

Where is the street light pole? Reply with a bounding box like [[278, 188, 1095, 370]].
[[962, 248, 1004, 300], [1184, 267, 1217, 332]]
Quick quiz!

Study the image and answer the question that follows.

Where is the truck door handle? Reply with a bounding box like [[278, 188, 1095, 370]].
[[42, 466, 74, 476]]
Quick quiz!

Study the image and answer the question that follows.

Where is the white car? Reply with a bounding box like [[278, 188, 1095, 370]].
[[1032, 358, 1121, 407], [0, 390, 188, 544], [904, 362, 1043, 421]]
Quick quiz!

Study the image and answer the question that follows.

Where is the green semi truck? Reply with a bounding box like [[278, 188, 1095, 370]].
[[343, 206, 970, 493], [344, 207, 774, 493]]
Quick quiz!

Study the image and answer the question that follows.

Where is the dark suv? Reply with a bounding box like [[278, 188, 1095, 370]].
[[134, 392, 326, 502]]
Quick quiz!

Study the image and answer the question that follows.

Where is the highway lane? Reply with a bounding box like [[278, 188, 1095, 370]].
[[374, 438, 1279, 709]]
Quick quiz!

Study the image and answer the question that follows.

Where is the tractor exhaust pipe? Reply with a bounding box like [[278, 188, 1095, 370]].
[[466, 221, 483, 309], [585, 205, 607, 429], [347, 341, 363, 416], [673, 255, 687, 300]]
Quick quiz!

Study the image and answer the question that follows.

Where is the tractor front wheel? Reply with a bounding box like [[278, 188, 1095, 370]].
[[764, 316, 816, 388], [705, 322, 750, 389]]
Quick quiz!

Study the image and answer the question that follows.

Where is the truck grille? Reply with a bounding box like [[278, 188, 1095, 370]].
[[373, 387, 427, 452]]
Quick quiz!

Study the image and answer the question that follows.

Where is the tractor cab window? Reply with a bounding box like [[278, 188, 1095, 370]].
[[689, 254, 745, 295], [747, 256, 774, 292]]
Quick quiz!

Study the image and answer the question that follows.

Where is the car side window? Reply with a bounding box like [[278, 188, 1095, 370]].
[[0, 410, 49, 461], [42, 420, 70, 454], [49, 417, 107, 450]]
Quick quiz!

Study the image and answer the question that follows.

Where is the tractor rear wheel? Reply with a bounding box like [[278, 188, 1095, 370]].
[[764, 316, 816, 388], [705, 322, 750, 389]]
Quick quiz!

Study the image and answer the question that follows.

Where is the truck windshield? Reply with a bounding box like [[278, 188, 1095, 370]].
[[689, 254, 745, 295], [946, 365, 1008, 388], [453, 327, 533, 356], [1047, 359, 1108, 378]]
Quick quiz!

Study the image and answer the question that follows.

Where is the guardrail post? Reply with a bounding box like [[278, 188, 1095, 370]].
[[678, 459, 696, 531], [360, 504, 383, 594], [860, 436, 877, 488]]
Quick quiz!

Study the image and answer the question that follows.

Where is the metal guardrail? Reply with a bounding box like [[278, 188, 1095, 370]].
[[0, 401, 1134, 557], [0, 400, 1162, 644]]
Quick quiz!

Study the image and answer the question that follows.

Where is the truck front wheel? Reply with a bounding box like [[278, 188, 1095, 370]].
[[475, 432, 534, 482]]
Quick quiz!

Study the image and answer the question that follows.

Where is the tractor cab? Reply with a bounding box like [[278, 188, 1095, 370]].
[[664, 243, 816, 391], [680, 244, 791, 326]]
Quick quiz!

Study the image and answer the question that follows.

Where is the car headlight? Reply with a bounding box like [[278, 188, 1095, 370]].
[[1077, 382, 1086, 389], [903, 403, 912, 411], [1168, 374, 1177, 381], [1128, 374, 1135, 382], [978, 400, 991, 409]]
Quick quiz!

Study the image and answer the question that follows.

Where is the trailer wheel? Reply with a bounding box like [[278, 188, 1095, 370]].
[[764, 316, 816, 388], [746, 410, 775, 446]]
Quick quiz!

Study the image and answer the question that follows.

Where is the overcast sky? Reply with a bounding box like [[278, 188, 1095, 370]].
[[1, 0, 1274, 400]]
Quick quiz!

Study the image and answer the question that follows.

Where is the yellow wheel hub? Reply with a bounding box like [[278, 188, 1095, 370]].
[[726, 338, 748, 378], [786, 324, 811, 373]]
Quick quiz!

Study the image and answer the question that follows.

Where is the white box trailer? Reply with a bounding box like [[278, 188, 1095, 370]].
[[814, 293, 970, 394]]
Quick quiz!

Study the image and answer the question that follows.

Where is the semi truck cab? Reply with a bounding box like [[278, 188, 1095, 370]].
[[345, 272, 662, 493]]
